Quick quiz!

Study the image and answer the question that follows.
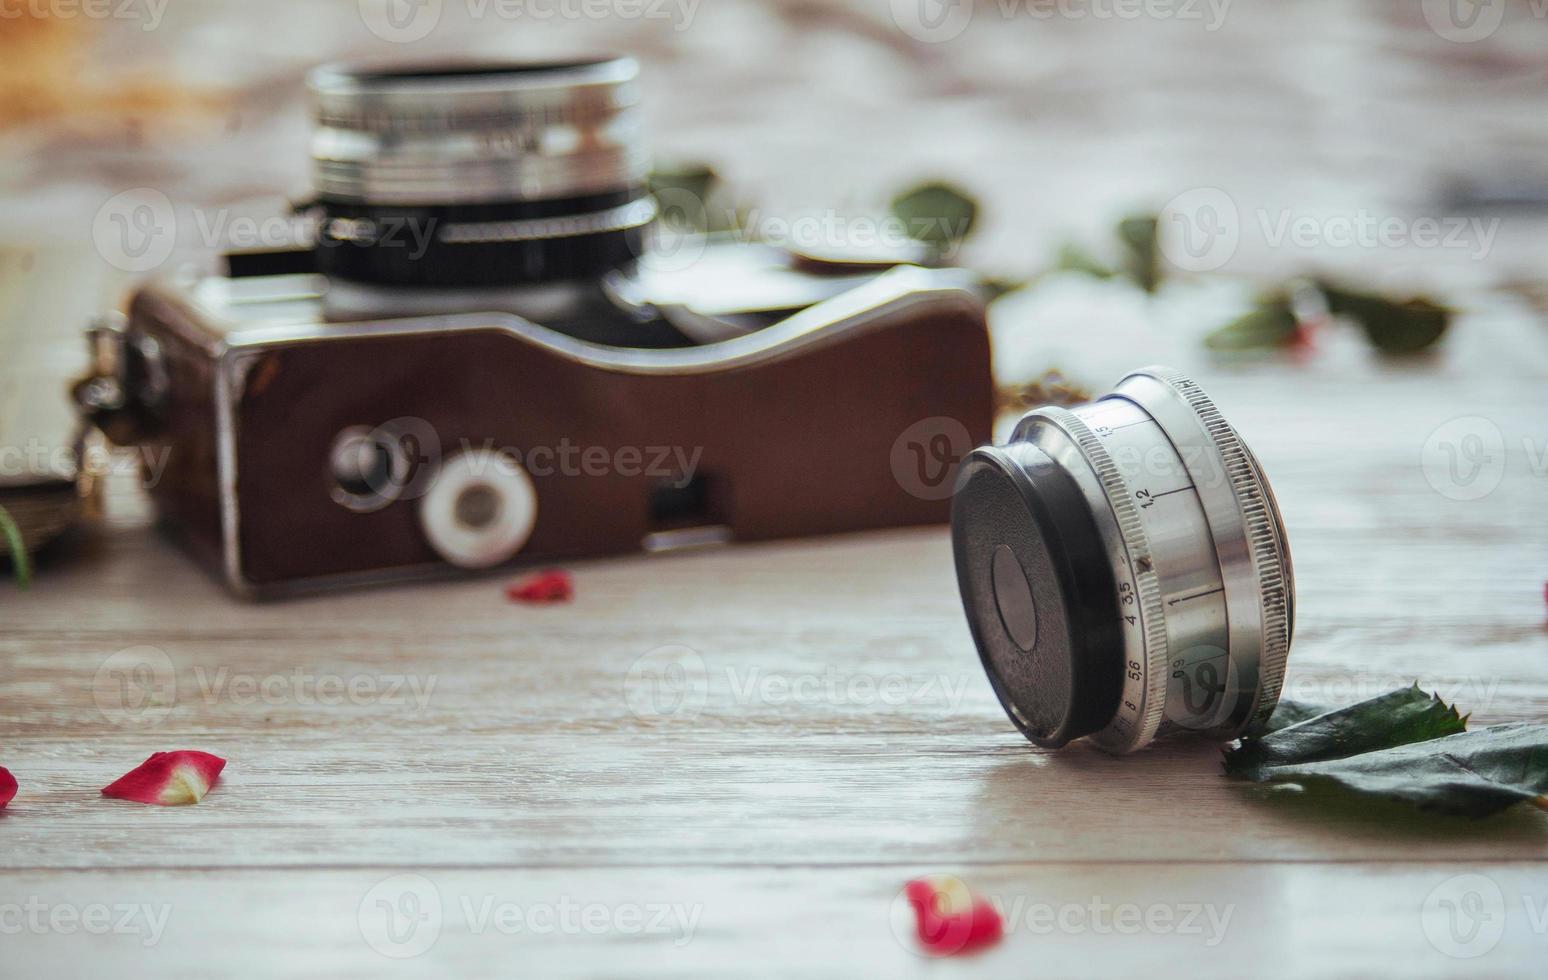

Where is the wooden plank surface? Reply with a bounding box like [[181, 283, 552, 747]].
[[4, 4, 1548, 977], [2, 367, 1546, 976]]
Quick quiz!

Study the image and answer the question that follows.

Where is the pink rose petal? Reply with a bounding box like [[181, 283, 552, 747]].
[[0, 767, 15, 808], [102, 751, 226, 806]]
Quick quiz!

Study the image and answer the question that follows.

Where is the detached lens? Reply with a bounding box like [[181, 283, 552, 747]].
[[951, 367, 1294, 753]]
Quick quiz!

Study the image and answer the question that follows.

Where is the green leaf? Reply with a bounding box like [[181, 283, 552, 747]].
[[1316, 280, 1452, 355], [1203, 295, 1298, 351], [1227, 686, 1548, 817], [1051, 241, 1116, 279], [1116, 214, 1160, 292], [649, 164, 720, 211], [1226, 685, 1466, 778], [978, 274, 1032, 304], [1233, 723, 1548, 818], [1261, 696, 1334, 733], [889, 181, 979, 254], [0, 502, 30, 590], [649, 164, 743, 233]]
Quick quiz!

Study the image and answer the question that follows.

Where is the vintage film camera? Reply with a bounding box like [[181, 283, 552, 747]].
[[76, 58, 994, 597]]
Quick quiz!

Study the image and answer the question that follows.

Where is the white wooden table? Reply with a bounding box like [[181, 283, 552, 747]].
[[3, 4, 1548, 975], [3, 352, 1546, 976]]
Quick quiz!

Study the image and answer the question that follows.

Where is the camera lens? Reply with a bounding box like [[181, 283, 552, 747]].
[[308, 57, 654, 287], [951, 367, 1294, 753]]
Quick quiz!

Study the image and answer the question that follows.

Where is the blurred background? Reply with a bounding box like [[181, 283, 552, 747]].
[[2, 0, 1547, 494]]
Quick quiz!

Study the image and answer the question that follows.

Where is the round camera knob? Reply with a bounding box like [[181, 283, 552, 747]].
[[418, 449, 538, 569]]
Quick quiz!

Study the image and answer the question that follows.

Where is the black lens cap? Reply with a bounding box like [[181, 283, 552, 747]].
[[951, 445, 1123, 748]]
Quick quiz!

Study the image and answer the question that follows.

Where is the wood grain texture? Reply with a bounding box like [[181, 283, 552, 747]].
[[2, 366, 1546, 977], [4, 5, 1548, 977]]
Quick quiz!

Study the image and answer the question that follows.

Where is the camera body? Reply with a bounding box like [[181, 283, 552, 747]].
[[89, 263, 991, 597], [77, 58, 994, 597]]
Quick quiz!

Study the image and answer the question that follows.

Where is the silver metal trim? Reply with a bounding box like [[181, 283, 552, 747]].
[[308, 58, 648, 205], [1111, 368, 1290, 740], [1123, 368, 1291, 735], [203, 265, 982, 373], [436, 197, 657, 244]]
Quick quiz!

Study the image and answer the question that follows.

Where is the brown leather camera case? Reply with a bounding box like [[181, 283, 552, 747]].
[[111, 267, 994, 597]]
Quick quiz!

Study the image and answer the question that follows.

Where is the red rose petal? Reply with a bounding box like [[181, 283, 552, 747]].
[[0, 767, 15, 808], [505, 569, 574, 604], [903, 875, 1003, 956], [102, 751, 226, 806]]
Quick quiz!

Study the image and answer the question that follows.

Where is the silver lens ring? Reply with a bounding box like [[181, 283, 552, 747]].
[[950, 366, 1294, 753], [308, 58, 648, 206]]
